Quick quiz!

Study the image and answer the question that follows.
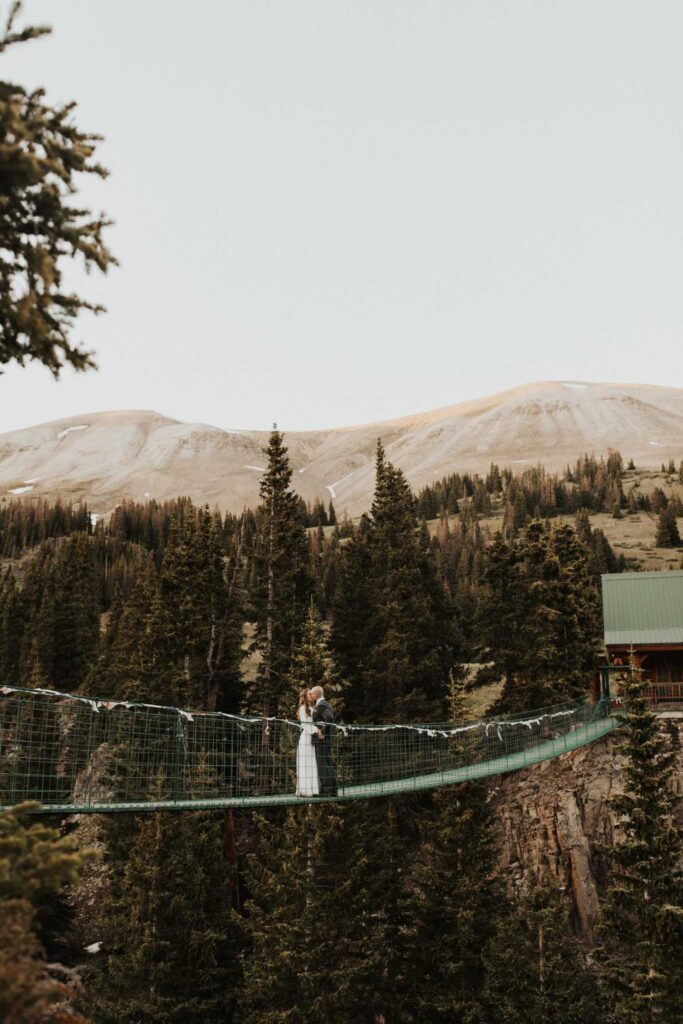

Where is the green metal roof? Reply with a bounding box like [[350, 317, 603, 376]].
[[602, 570, 683, 647]]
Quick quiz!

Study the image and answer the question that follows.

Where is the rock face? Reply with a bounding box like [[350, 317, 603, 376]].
[[490, 720, 683, 940], [2, 380, 683, 515]]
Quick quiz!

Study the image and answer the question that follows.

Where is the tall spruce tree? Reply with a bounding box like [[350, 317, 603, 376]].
[[91, 808, 243, 1024], [478, 522, 601, 712], [93, 557, 165, 702], [0, 569, 22, 684], [48, 534, 101, 691], [333, 441, 455, 722], [90, 510, 247, 1024], [158, 506, 243, 710], [250, 430, 312, 718], [596, 664, 683, 1022], [17, 534, 100, 692], [481, 879, 605, 1024], [285, 602, 344, 715], [407, 784, 505, 1023], [241, 799, 411, 1024]]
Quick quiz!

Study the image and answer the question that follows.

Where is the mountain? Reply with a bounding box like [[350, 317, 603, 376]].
[[1, 381, 683, 516]]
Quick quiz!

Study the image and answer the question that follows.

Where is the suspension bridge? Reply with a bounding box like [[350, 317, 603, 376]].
[[0, 685, 620, 813]]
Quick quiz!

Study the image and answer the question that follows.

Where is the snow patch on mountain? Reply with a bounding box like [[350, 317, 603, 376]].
[[57, 424, 89, 440]]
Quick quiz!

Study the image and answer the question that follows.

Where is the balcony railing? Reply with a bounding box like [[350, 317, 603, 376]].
[[645, 681, 683, 707]]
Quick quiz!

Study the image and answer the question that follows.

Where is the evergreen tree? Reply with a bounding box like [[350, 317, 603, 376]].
[[0, 2, 116, 375], [333, 441, 455, 722], [655, 505, 681, 548], [16, 535, 100, 691], [481, 880, 605, 1024], [49, 534, 101, 690], [408, 784, 505, 1022], [158, 506, 243, 710], [478, 523, 601, 712], [285, 603, 344, 715], [0, 802, 93, 1024], [250, 430, 312, 718], [0, 569, 22, 684], [94, 557, 166, 702], [241, 799, 411, 1024], [596, 664, 683, 1022], [91, 808, 243, 1024], [329, 525, 374, 693], [95, 507, 244, 710], [447, 666, 470, 721]]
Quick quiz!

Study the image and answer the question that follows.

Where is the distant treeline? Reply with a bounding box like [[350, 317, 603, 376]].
[[416, 450, 683, 528]]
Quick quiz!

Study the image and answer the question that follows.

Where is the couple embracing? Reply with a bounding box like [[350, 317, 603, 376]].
[[296, 686, 338, 798]]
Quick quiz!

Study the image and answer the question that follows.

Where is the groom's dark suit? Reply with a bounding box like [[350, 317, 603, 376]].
[[312, 698, 338, 797]]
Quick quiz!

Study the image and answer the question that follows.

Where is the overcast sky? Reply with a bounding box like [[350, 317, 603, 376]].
[[1, 0, 682, 434]]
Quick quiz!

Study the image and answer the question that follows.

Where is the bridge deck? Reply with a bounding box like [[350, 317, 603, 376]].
[[25, 713, 618, 814]]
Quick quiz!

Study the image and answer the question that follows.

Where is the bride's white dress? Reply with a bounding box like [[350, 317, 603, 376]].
[[296, 706, 320, 796]]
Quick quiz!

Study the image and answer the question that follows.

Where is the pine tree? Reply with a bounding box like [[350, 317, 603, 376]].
[[94, 557, 164, 702], [158, 506, 243, 710], [447, 666, 470, 721], [408, 784, 505, 1023], [91, 808, 243, 1024], [481, 879, 605, 1024], [16, 535, 101, 692], [0, 803, 93, 1024], [596, 661, 683, 1021], [285, 603, 344, 715], [0, 569, 22, 684], [333, 441, 456, 722], [475, 532, 528, 695], [655, 505, 681, 548], [241, 805, 350, 1024], [250, 430, 312, 718], [241, 799, 411, 1023], [49, 534, 101, 690], [0, 2, 116, 375], [329, 528, 374, 691], [479, 522, 601, 712]]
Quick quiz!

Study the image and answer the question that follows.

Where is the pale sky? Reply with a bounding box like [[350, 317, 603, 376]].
[[1, 0, 682, 434]]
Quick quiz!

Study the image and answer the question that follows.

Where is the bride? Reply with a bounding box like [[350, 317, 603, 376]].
[[296, 688, 320, 797]]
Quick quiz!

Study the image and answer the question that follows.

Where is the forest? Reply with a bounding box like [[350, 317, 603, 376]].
[[1, 433, 682, 1024]]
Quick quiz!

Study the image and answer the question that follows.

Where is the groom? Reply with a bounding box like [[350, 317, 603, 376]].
[[308, 686, 338, 797]]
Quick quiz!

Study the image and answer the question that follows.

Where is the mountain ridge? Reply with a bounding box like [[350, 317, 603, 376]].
[[2, 381, 683, 515]]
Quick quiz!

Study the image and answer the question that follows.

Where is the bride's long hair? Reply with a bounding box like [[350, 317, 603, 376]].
[[298, 688, 311, 715]]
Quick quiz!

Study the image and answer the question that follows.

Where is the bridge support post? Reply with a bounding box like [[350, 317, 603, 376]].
[[224, 810, 241, 913]]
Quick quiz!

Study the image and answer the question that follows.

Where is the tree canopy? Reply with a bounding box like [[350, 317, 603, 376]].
[[0, 2, 115, 376]]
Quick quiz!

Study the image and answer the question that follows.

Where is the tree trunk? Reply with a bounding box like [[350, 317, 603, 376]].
[[259, 508, 275, 791], [224, 811, 241, 914]]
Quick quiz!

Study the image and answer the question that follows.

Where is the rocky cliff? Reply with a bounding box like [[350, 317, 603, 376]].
[[490, 718, 683, 941]]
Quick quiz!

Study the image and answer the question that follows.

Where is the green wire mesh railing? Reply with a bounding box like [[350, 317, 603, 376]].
[[0, 686, 620, 813]]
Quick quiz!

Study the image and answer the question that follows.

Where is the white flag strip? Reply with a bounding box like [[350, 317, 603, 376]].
[[0, 684, 584, 737]]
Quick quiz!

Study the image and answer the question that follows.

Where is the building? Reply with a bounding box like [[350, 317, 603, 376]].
[[601, 569, 683, 706]]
